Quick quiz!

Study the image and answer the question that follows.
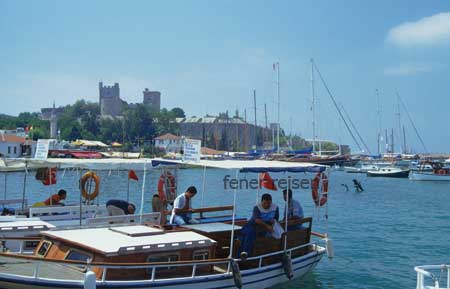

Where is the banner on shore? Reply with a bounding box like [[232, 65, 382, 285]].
[[34, 139, 50, 161], [183, 138, 201, 163]]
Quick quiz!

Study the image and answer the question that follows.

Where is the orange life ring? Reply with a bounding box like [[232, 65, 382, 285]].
[[311, 172, 328, 207], [158, 172, 176, 201], [81, 171, 100, 200]]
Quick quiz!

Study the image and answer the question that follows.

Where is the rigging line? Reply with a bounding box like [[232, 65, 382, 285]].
[[396, 92, 428, 153], [312, 61, 364, 153], [340, 103, 372, 155]]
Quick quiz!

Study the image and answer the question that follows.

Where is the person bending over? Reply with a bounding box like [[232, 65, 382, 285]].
[[44, 189, 67, 206], [106, 199, 136, 216]]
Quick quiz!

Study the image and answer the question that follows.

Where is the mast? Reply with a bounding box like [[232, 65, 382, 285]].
[[397, 92, 428, 153], [264, 103, 268, 145], [396, 93, 403, 153], [376, 89, 381, 155], [310, 58, 316, 154], [402, 125, 407, 154], [275, 62, 280, 153], [253, 90, 257, 149]]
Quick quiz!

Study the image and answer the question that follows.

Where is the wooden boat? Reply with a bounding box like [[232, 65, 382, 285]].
[[0, 213, 327, 289], [0, 158, 332, 289], [367, 167, 410, 178]]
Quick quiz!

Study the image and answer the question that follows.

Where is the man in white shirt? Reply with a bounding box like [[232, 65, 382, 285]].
[[170, 186, 200, 225]]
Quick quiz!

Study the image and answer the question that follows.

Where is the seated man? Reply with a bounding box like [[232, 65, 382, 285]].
[[282, 189, 304, 230], [170, 186, 200, 225], [238, 193, 279, 256], [44, 189, 67, 206], [106, 199, 136, 216]]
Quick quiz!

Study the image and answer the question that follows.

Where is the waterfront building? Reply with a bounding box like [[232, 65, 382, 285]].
[[154, 133, 183, 153]]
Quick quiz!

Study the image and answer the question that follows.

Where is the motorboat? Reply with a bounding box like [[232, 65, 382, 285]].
[[0, 158, 333, 289], [344, 163, 379, 173], [367, 167, 410, 178]]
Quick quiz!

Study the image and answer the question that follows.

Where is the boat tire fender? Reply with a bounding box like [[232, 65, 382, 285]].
[[230, 259, 242, 289]]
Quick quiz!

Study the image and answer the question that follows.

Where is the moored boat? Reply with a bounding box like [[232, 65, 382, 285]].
[[367, 167, 410, 178], [0, 158, 333, 289], [409, 162, 450, 181]]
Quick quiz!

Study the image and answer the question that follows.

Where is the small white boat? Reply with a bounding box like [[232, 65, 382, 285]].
[[415, 264, 450, 289], [367, 167, 410, 178]]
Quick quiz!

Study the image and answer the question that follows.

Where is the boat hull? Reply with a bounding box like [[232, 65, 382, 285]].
[[409, 172, 450, 181], [0, 247, 325, 289], [367, 170, 410, 178]]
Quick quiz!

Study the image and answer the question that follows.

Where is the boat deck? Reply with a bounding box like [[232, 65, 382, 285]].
[[0, 255, 85, 280]]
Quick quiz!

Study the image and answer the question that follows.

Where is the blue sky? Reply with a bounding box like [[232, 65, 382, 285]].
[[1, 0, 449, 153]]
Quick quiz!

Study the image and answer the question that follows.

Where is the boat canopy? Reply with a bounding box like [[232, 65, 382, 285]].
[[0, 158, 153, 171], [152, 158, 326, 173]]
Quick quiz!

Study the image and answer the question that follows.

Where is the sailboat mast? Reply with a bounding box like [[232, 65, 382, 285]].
[[276, 62, 280, 153], [376, 89, 381, 155], [310, 58, 316, 154]]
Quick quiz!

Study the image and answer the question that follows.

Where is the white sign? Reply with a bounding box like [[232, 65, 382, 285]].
[[34, 139, 50, 160], [183, 138, 201, 163]]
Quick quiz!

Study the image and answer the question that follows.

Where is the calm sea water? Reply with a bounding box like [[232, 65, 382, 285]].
[[1, 167, 449, 289]]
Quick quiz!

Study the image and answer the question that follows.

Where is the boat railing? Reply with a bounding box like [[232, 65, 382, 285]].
[[415, 265, 450, 289], [28, 205, 108, 221], [0, 239, 320, 283]]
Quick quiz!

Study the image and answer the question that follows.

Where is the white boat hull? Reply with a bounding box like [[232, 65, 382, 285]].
[[409, 172, 450, 181], [0, 247, 326, 289]]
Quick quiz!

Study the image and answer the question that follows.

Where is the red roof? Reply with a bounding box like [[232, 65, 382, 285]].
[[0, 134, 26, 143], [155, 133, 182, 140], [69, 152, 103, 159]]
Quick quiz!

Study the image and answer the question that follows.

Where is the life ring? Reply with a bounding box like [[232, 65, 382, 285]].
[[158, 172, 176, 201], [438, 169, 446, 175], [311, 172, 328, 206], [81, 171, 100, 200]]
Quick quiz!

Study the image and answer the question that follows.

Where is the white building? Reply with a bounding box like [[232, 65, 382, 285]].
[[0, 134, 29, 158], [154, 133, 183, 153]]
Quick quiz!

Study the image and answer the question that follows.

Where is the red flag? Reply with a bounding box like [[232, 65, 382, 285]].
[[259, 172, 277, 191], [42, 167, 57, 186], [128, 170, 139, 181]]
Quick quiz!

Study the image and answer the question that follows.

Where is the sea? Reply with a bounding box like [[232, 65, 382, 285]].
[[1, 167, 449, 289]]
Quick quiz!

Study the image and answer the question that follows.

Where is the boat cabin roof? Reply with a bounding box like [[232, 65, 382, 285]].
[[41, 225, 216, 256], [0, 218, 54, 232]]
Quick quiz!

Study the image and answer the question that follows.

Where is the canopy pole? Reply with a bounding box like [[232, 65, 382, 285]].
[[21, 161, 28, 210], [228, 169, 239, 258], [284, 173, 290, 251], [127, 174, 130, 203], [4, 173, 7, 205], [200, 165, 206, 207], [79, 168, 83, 227], [139, 160, 147, 224]]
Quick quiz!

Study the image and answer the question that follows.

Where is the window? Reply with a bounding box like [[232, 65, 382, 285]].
[[7, 146, 11, 154], [65, 250, 91, 262], [147, 254, 179, 274], [36, 241, 52, 257], [24, 241, 40, 251], [193, 251, 209, 260], [13, 147, 16, 154]]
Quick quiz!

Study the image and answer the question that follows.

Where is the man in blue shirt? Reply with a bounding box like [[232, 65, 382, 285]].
[[282, 189, 304, 230], [170, 186, 200, 225]]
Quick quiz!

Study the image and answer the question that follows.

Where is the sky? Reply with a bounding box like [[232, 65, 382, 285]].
[[1, 0, 450, 153]]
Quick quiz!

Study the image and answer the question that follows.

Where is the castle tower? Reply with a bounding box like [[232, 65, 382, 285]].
[[142, 88, 161, 111], [99, 82, 122, 117], [50, 101, 58, 139]]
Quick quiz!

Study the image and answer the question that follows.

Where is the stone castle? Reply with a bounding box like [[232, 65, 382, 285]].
[[99, 82, 161, 117]]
